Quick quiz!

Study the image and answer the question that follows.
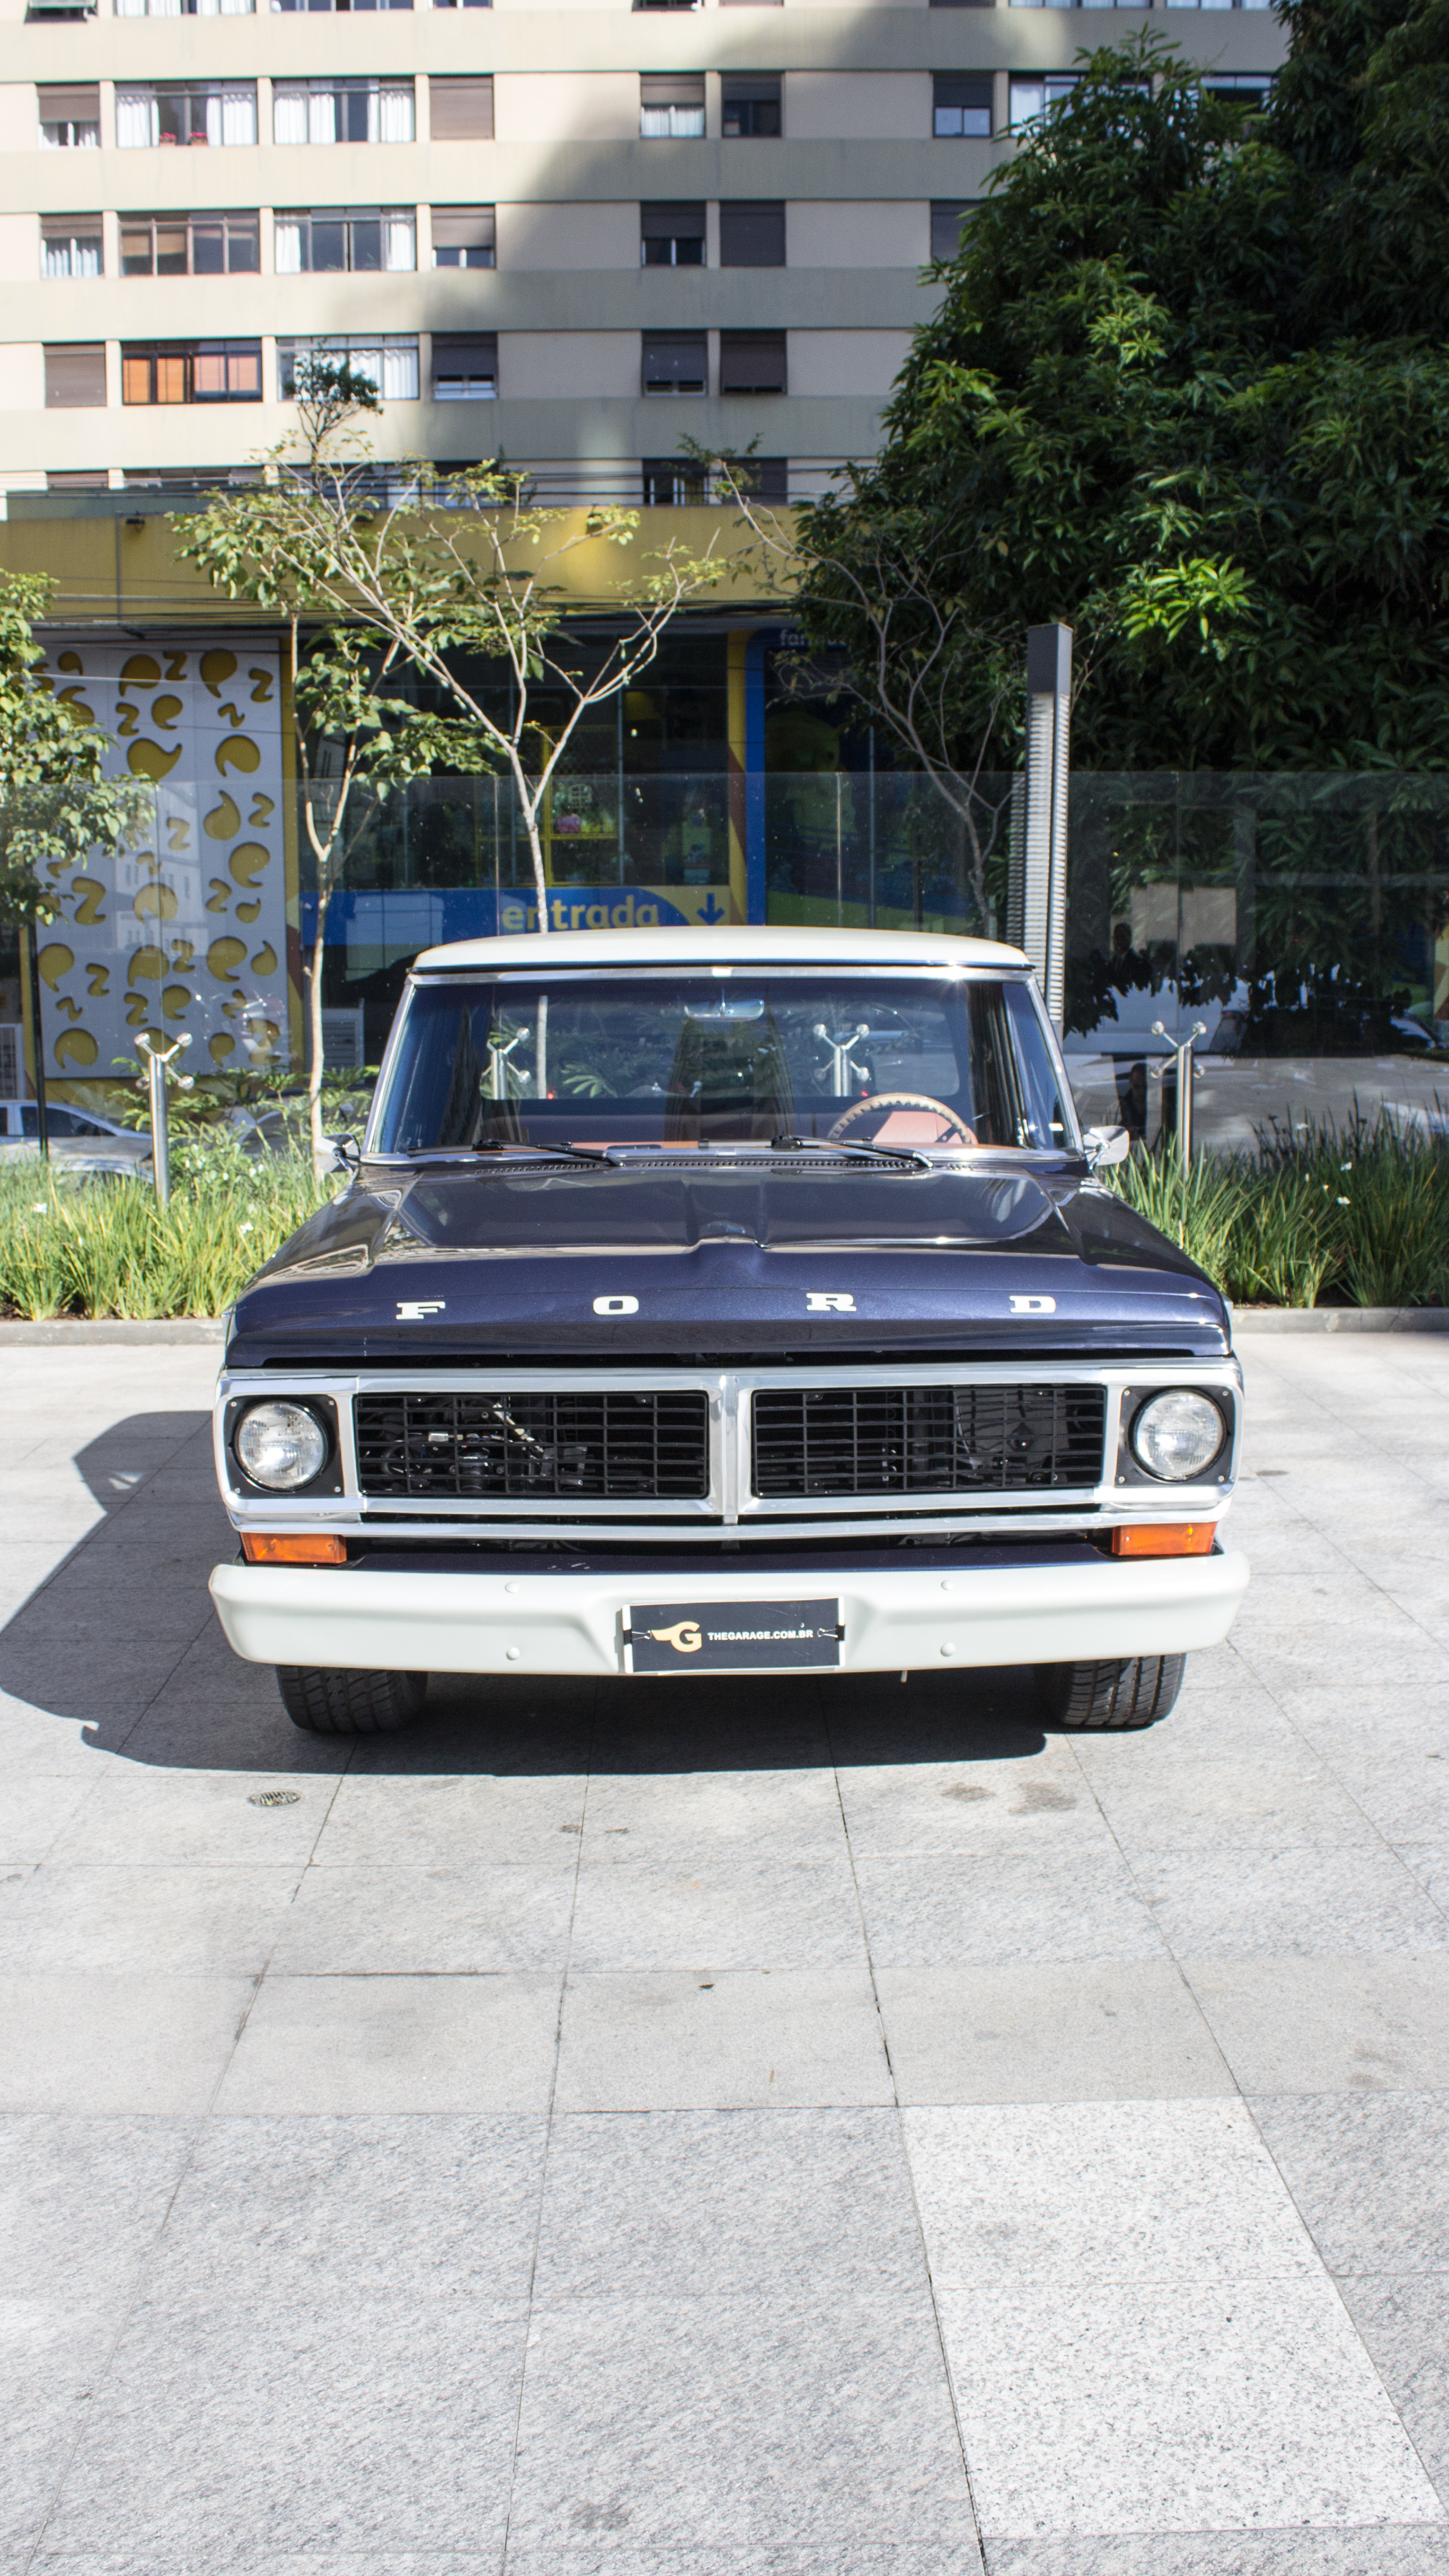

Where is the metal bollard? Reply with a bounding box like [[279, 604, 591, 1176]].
[[136, 1032, 193, 1208], [1151, 1021, 1207, 1176]]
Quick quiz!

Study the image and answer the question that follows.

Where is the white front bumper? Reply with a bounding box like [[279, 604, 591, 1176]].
[[209, 1550, 1250, 1678]]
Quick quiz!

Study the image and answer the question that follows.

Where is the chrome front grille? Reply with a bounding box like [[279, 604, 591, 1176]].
[[751, 1382, 1108, 1499], [354, 1389, 711, 1501]]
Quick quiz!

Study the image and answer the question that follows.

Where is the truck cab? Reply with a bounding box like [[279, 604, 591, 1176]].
[[208, 924, 1248, 1733]]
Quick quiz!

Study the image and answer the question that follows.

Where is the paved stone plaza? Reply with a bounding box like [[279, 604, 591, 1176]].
[[4, 1334, 1449, 2572]]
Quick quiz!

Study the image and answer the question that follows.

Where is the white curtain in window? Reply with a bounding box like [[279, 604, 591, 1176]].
[[376, 85, 413, 143], [42, 241, 69, 277], [382, 341, 419, 400], [347, 343, 382, 392], [384, 212, 415, 271], [272, 87, 307, 144], [115, 90, 157, 147], [274, 216, 302, 273], [309, 89, 338, 145], [148, 0, 184, 17], [114, 0, 148, 15], [72, 237, 100, 276], [221, 87, 256, 143]]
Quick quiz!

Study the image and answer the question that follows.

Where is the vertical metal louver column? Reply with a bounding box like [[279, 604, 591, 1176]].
[[1021, 622, 1073, 1032]]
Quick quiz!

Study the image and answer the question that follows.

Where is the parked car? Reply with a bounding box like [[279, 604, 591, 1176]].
[[207, 925, 1248, 1734], [0, 1100, 152, 1181]]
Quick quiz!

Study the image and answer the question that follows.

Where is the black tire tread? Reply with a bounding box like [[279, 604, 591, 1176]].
[[276, 1665, 428, 1734], [1034, 1653, 1186, 1731]]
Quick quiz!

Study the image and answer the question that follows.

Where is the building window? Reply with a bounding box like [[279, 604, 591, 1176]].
[[1008, 73, 1078, 131], [431, 0, 491, 11], [47, 470, 109, 489], [38, 85, 99, 148], [45, 344, 105, 407], [273, 0, 411, 11], [115, 0, 254, 16], [642, 331, 707, 394], [930, 200, 979, 259], [42, 218, 103, 278], [117, 85, 258, 147], [122, 341, 262, 403], [120, 210, 259, 274], [431, 333, 496, 399], [640, 74, 704, 139], [430, 77, 494, 140], [280, 334, 420, 399], [721, 73, 781, 135], [272, 81, 414, 145], [642, 457, 707, 505], [933, 75, 993, 138], [733, 454, 787, 499], [719, 329, 785, 395], [431, 206, 494, 267], [719, 201, 784, 267], [276, 208, 415, 271], [635, 1, 699, 11], [1200, 72, 1275, 102], [641, 202, 704, 267]]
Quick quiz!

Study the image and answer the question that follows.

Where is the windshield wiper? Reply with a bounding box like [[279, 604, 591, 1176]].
[[769, 1132, 933, 1174], [470, 1141, 621, 1169]]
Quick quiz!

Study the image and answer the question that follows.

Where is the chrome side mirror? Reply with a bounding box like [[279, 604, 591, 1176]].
[[1082, 1124, 1130, 1170], [324, 1132, 360, 1177]]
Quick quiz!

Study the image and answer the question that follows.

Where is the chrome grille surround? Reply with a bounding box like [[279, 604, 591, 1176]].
[[215, 1359, 1243, 1544]]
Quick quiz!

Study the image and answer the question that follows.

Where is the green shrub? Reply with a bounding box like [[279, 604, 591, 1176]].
[[0, 1139, 332, 1320]]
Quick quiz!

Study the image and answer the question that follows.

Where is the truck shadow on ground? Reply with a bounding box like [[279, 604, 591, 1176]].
[[0, 1411, 1051, 1773]]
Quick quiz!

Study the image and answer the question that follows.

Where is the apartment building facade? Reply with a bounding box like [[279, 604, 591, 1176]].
[[2, 0, 1288, 504]]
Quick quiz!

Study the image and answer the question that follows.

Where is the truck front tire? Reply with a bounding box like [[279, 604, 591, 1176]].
[[1034, 1654, 1186, 1730], [276, 1666, 429, 1734]]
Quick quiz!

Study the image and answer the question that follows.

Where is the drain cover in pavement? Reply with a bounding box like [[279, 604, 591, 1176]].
[[248, 1789, 301, 1807]]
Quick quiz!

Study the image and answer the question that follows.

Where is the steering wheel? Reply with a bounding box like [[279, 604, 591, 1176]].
[[827, 1092, 978, 1150]]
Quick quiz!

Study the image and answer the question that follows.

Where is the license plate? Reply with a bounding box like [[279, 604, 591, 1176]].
[[624, 1597, 842, 1674]]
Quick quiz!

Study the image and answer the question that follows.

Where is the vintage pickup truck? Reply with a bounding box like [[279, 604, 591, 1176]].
[[208, 924, 1248, 1732]]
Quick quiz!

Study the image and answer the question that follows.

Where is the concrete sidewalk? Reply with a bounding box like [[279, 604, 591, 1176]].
[[2, 1336, 1449, 2572]]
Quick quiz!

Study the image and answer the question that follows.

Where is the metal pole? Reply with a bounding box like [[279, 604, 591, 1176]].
[[1151, 1019, 1206, 1178], [24, 924, 49, 1162], [136, 1031, 193, 1209], [1021, 624, 1073, 1031]]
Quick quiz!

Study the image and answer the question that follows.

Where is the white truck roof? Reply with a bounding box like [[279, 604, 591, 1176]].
[[412, 923, 1031, 973]]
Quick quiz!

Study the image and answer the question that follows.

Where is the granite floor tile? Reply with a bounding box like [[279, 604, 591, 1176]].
[[554, 1969, 892, 2110], [270, 1864, 579, 1975], [506, 2293, 975, 2553], [41, 2296, 529, 2561], [877, 1962, 1234, 2104], [1080, 1759, 1378, 1856], [54, 1770, 334, 1866], [504, 2553, 988, 2576], [214, 1972, 562, 2113], [937, 2274, 1442, 2538], [312, 1774, 589, 1868], [0, 1775, 102, 1864], [855, 1848, 1164, 1969], [0, 1864, 303, 1974], [0, 1974, 251, 2113], [982, 2530, 1449, 2575], [1250, 2091, 1449, 2273], [836, 1754, 1114, 1856], [1186, 1957, 1449, 2093], [1135, 1842, 1449, 1958], [904, 2099, 1318, 2288], [146, 2113, 547, 2308], [532, 2108, 922, 2298], [578, 1767, 848, 1856], [1336, 2273, 1449, 2496], [0, 2112, 197, 2301], [568, 1852, 865, 1972], [0, 2302, 129, 2553]]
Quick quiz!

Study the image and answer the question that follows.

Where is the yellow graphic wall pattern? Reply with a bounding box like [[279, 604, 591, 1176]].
[[32, 639, 289, 1077]]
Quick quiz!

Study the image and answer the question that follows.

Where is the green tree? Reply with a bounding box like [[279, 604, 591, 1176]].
[[0, 570, 147, 1148], [790, 3, 1449, 774]]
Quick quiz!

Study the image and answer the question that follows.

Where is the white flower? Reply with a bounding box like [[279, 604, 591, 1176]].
[[30, 1201, 47, 1213], [239, 1223, 254, 1236], [1337, 1195, 1351, 1206]]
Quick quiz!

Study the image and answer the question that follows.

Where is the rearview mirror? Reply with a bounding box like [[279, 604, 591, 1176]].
[[1082, 1124, 1130, 1169], [324, 1132, 360, 1177]]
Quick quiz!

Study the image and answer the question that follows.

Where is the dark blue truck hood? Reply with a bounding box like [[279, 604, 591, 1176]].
[[225, 1157, 1231, 1366]]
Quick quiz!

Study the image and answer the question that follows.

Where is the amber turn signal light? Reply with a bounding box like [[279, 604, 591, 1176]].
[[241, 1534, 346, 1566], [1111, 1523, 1215, 1558]]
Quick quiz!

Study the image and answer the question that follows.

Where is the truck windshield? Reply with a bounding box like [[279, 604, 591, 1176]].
[[372, 972, 1077, 1159]]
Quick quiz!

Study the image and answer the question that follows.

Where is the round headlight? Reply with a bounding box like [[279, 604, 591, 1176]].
[[1130, 1389, 1225, 1482], [235, 1400, 328, 1492]]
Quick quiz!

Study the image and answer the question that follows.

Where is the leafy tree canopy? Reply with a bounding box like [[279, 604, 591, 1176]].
[[795, 0, 1449, 770]]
